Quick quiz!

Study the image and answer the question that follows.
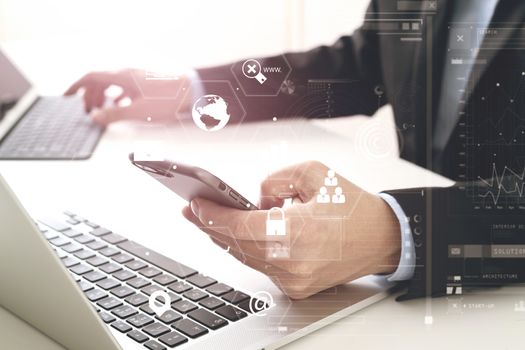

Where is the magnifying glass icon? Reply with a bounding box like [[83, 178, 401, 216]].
[[242, 59, 267, 85]]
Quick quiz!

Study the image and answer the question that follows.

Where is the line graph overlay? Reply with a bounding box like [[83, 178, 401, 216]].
[[477, 163, 525, 205], [461, 52, 525, 209]]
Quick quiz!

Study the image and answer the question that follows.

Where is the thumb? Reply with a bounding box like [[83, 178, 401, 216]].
[[259, 161, 322, 209]]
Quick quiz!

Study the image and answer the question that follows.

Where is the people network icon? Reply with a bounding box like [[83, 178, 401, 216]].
[[317, 169, 345, 204]]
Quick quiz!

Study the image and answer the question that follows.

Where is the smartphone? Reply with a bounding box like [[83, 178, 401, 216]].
[[129, 153, 258, 210]]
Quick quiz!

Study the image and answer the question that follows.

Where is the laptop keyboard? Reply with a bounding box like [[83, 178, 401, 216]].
[[0, 96, 103, 159], [37, 211, 265, 349]]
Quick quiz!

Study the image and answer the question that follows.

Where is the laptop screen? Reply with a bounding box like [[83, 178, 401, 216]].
[[0, 49, 32, 118]]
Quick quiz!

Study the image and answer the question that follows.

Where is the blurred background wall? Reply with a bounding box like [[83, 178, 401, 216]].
[[0, 0, 397, 163], [0, 0, 369, 71]]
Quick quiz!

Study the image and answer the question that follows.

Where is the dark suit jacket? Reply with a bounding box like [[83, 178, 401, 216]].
[[197, 0, 525, 300]]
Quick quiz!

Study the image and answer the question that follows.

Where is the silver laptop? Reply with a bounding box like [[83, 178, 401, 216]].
[[0, 48, 103, 160], [0, 173, 395, 350]]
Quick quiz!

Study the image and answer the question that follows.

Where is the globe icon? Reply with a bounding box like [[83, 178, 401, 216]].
[[191, 94, 231, 132]]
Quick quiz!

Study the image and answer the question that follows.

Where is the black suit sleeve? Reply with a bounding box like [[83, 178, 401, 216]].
[[384, 180, 525, 301], [195, 0, 385, 121]]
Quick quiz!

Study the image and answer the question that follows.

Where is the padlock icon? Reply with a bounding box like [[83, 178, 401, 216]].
[[266, 207, 286, 236]]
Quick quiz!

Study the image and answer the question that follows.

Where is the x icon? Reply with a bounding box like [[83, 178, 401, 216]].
[[246, 64, 257, 74], [429, 1, 436, 9], [456, 35, 464, 42]]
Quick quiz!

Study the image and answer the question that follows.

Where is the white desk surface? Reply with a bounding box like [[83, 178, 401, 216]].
[[1, 116, 525, 350], [1, 43, 525, 349]]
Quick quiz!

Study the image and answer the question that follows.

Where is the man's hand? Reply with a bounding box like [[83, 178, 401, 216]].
[[64, 69, 191, 124], [182, 161, 401, 299]]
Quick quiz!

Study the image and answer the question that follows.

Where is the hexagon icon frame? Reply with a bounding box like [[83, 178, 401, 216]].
[[176, 80, 247, 135], [230, 54, 292, 97]]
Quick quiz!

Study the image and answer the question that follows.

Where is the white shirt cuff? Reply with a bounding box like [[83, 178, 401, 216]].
[[187, 69, 205, 103], [176, 69, 205, 119], [378, 193, 416, 281]]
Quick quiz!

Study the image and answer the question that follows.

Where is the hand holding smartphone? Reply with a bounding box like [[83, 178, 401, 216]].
[[129, 153, 258, 210]]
